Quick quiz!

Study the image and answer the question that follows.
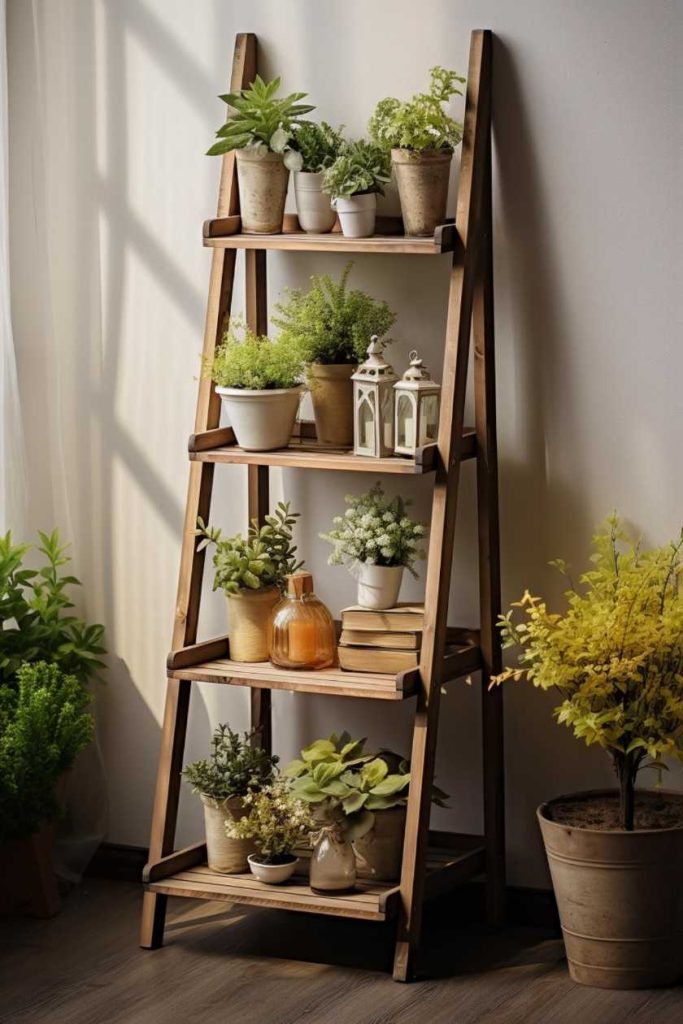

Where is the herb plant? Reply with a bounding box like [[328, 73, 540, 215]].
[[272, 262, 396, 366], [210, 318, 304, 391], [226, 778, 314, 863], [183, 724, 278, 803], [291, 120, 344, 173], [321, 483, 427, 576], [494, 515, 683, 831], [0, 530, 106, 689], [197, 501, 303, 595], [369, 67, 465, 152], [207, 75, 314, 169], [322, 139, 391, 199]]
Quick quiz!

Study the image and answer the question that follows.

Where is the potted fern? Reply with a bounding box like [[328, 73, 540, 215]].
[[209, 317, 305, 452], [369, 66, 465, 236], [291, 121, 344, 233], [322, 139, 391, 238], [197, 502, 302, 662], [183, 724, 278, 874], [273, 263, 396, 447], [495, 516, 683, 989], [208, 75, 314, 233]]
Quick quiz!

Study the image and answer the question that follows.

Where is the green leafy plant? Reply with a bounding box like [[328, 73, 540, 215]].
[[183, 724, 279, 803], [493, 515, 683, 831], [226, 778, 314, 863], [272, 262, 396, 366], [207, 75, 314, 168], [0, 530, 106, 689], [0, 661, 94, 841], [369, 66, 465, 152], [209, 317, 304, 391], [321, 139, 391, 199], [321, 482, 427, 577], [197, 502, 303, 595], [291, 120, 344, 173]]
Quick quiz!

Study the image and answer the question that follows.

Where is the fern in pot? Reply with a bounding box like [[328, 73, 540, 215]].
[[369, 66, 465, 236], [184, 724, 279, 875], [321, 139, 391, 238], [208, 75, 313, 233], [273, 263, 395, 447], [290, 120, 344, 233]]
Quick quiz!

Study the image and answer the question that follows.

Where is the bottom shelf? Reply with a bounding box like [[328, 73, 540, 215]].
[[146, 840, 485, 923]]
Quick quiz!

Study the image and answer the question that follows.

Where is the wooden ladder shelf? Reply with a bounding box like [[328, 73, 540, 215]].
[[140, 28, 504, 982]]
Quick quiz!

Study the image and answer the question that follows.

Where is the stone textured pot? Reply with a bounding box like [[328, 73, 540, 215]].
[[391, 148, 453, 237], [354, 806, 406, 881], [333, 193, 377, 238], [216, 385, 304, 452], [356, 563, 404, 610], [538, 789, 683, 989], [308, 363, 356, 447], [293, 171, 336, 233], [227, 586, 280, 662], [200, 793, 256, 874], [248, 854, 298, 884], [235, 148, 289, 234]]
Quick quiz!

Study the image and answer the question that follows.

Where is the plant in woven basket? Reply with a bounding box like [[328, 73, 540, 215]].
[[291, 120, 345, 173], [183, 724, 279, 802], [226, 777, 314, 864], [368, 66, 465, 152]]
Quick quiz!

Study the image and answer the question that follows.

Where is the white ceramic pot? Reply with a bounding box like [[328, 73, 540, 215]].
[[356, 563, 404, 610], [216, 385, 304, 451], [247, 854, 298, 885], [293, 171, 336, 233], [332, 193, 377, 238]]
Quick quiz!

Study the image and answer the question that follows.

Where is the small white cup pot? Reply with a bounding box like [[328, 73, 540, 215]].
[[293, 171, 336, 233], [332, 194, 377, 238], [356, 563, 404, 610], [216, 385, 304, 452], [247, 854, 299, 885]]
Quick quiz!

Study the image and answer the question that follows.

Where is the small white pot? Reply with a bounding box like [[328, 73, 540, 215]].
[[356, 563, 404, 610], [294, 171, 336, 233], [216, 385, 304, 451], [332, 193, 377, 238], [247, 854, 299, 885]]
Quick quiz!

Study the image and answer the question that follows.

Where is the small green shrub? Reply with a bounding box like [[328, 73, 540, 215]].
[[292, 120, 344, 173], [369, 66, 465, 152], [322, 139, 391, 199], [183, 724, 278, 802], [209, 318, 304, 391]]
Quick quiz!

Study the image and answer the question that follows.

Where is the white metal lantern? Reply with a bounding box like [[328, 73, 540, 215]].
[[351, 336, 398, 458], [393, 350, 441, 456]]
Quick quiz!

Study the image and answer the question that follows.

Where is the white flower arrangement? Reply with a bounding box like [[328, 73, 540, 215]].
[[320, 482, 427, 577], [225, 778, 314, 864]]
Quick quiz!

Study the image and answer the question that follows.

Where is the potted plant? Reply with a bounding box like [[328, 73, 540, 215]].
[[494, 515, 683, 989], [321, 482, 427, 609], [369, 66, 465, 237], [197, 501, 303, 662], [207, 75, 314, 233], [272, 263, 396, 447], [290, 120, 344, 233], [321, 139, 391, 238], [183, 724, 278, 874], [226, 777, 314, 884], [209, 317, 305, 452]]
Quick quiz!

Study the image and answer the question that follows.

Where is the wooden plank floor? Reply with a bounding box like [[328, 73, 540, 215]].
[[1, 879, 682, 1023]]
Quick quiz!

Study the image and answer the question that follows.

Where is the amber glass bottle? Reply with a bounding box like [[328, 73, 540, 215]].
[[270, 572, 336, 670]]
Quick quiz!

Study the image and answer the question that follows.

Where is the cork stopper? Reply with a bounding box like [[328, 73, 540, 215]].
[[286, 571, 314, 598]]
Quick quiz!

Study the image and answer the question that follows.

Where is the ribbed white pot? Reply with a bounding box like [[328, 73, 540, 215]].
[[356, 563, 404, 610], [293, 171, 336, 233], [247, 854, 299, 885], [332, 193, 377, 238], [216, 385, 304, 451]]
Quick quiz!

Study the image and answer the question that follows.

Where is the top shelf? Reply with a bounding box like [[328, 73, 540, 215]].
[[203, 214, 459, 256]]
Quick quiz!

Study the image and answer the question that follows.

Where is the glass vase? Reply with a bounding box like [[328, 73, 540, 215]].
[[270, 572, 336, 670]]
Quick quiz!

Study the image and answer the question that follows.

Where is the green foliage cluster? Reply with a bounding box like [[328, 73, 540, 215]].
[[292, 120, 344, 173], [226, 777, 314, 864], [369, 67, 465, 152], [207, 75, 314, 168], [210, 318, 304, 391], [494, 515, 683, 830], [272, 262, 396, 366], [322, 139, 391, 199], [183, 723, 278, 802], [197, 502, 303, 595], [0, 662, 94, 841], [0, 530, 106, 689]]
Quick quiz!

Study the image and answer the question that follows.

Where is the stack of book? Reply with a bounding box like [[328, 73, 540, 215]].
[[337, 603, 424, 673]]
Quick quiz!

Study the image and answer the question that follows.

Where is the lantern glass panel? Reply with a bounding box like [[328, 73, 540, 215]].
[[421, 394, 439, 444], [381, 387, 394, 449], [358, 391, 375, 452], [396, 393, 415, 450]]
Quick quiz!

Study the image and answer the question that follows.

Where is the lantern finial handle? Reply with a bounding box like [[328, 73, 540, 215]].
[[409, 349, 422, 366]]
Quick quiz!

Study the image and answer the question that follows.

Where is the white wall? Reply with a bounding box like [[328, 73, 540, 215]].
[[7, 0, 683, 888]]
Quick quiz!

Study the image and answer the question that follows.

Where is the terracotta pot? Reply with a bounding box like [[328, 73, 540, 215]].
[[293, 171, 336, 233], [235, 148, 289, 234], [227, 586, 280, 662], [216, 385, 304, 452], [200, 793, 256, 874], [356, 563, 404, 610], [354, 806, 406, 881], [308, 363, 356, 447], [391, 148, 453, 237], [538, 789, 683, 989]]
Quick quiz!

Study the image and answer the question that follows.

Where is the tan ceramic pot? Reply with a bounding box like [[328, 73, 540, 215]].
[[354, 806, 406, 881], [235, 148, 289, 234], [391, 148, 453, 237], [227, 586, 280, 662], [538, 790, 683, 989], [308, 363, 356, 447], [200, 793, 256, 874]]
